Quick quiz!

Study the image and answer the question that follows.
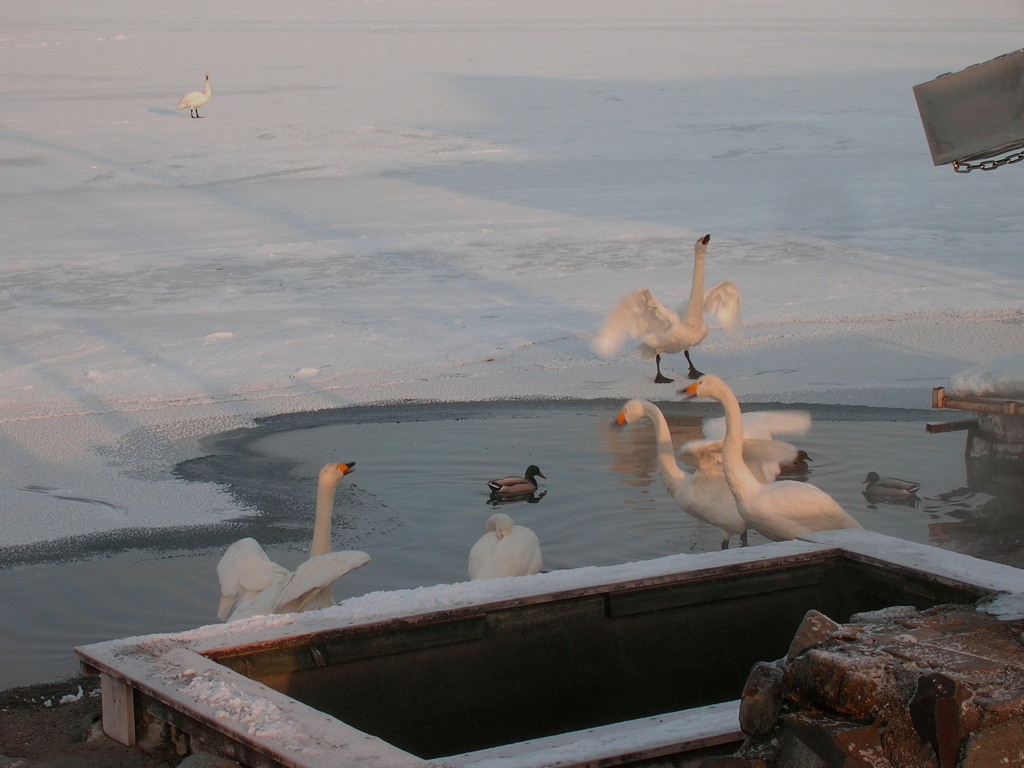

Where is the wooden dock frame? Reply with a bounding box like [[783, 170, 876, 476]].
[[931, 385, 1023, 417], [75, 531, 1024, 768]]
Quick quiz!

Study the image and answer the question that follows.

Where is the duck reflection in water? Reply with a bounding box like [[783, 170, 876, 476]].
[[489, 489, 547, 506]]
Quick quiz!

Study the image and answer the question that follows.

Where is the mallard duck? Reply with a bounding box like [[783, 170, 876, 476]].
[[592, 234, 741, 382], [487, 465, 545, 495], [780, 450, 813, 475], [862, 471, 919, 498], [468, 513, 543, 580], [681, 376, 862, 541]]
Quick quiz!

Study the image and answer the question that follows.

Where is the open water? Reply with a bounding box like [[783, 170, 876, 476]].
[[1, 398, 1020, 691]]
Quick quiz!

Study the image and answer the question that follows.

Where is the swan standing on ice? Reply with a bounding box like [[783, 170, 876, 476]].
[[177, 73, 212, 118], [217, 462, 371, 621], [468, 513, 543, 579], [487, 465, 546, 496], [593, 234, 741, 383], [614, 399, 748, 548], [681, 376, 862, 541]]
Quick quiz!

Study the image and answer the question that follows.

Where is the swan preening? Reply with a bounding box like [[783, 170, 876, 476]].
[[217, 462, 370, 622], [681, 375, 862, 541], [487, 465, 546, 496], [468, 513, 543, 579], [593, 234, 741, 383], [177, 73, 212, 118]]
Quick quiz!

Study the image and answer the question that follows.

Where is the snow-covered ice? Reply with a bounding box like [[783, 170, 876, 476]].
[[1, 0, 1023, 551]]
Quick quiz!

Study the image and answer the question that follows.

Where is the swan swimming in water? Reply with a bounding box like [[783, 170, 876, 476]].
[[487, 465, 545, 496], [177, 73, 212, 118], [681, 376, 862, 541], [216, 462, 370, 621], [468, 513, 543, 579], [593, 234, 741, 382]]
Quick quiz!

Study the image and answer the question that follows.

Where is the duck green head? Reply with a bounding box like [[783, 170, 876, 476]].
[[525, 465, 546, 479]]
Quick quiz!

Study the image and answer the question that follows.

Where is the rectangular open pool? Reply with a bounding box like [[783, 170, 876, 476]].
[[76, 530, 1024, 768]]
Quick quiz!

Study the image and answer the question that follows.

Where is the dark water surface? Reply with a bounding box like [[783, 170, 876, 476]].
[[2, 398, 1020, 691]]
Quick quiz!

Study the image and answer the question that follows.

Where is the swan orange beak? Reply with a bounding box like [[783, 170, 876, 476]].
[[338, 462, 355, 474], [700, 233, 711, 245], [612, 410, 628, 427], [680, 381, 700, 399]]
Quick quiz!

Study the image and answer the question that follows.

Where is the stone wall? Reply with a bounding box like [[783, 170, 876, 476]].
[[705, 601, 1024, 767]]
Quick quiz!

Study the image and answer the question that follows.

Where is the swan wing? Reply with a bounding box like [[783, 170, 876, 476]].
[[703, 410, 812, 442], [593, 288, 677, 358], [274, 550, 371, 614], [216, 538, 291, 620], [678, 438, 725, 475], [743, 438, 800, 482], [681, 437, 797, 481], [703, 280, 742, 336]]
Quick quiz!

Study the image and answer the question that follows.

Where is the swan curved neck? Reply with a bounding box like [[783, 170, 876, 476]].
[[311, 478, 338, 557], [718, 387, 759, 495], [643, 403, 688, 487]]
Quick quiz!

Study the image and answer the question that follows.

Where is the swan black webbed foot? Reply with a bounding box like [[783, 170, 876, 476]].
[[654, 354, 674, 384], [684, 351, 703, 380]]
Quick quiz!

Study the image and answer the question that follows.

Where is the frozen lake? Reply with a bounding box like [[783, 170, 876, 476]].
[[1, 398, 1020, 691]]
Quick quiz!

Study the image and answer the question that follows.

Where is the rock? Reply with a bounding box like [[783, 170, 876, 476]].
[[785, 609, 841, 663], [739, 661, 785, 737], [960, 718, 1024, 768], [783, 713, 893, 768], [908, 672, 961, 768]]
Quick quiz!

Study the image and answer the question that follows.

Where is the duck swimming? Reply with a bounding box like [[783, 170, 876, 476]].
[[488, 465, 546, 495], [862, 471, 919, 498], [780, 450, 813, 475]]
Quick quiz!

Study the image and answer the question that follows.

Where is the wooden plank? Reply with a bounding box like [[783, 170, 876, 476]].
[[932, 387, 1023, 415], [100, 673, 136, 746], [926, 420, 976, 434], [442, 701, 742, 768]]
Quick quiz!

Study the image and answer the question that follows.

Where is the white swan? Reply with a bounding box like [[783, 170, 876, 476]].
[[217, 462, 370, 621], [177, 73, 212, 118], [681, 376, 862, 541], [593, 234, 741, 383], [615, 399, 747, 548], [468, 513, 543, 579]]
